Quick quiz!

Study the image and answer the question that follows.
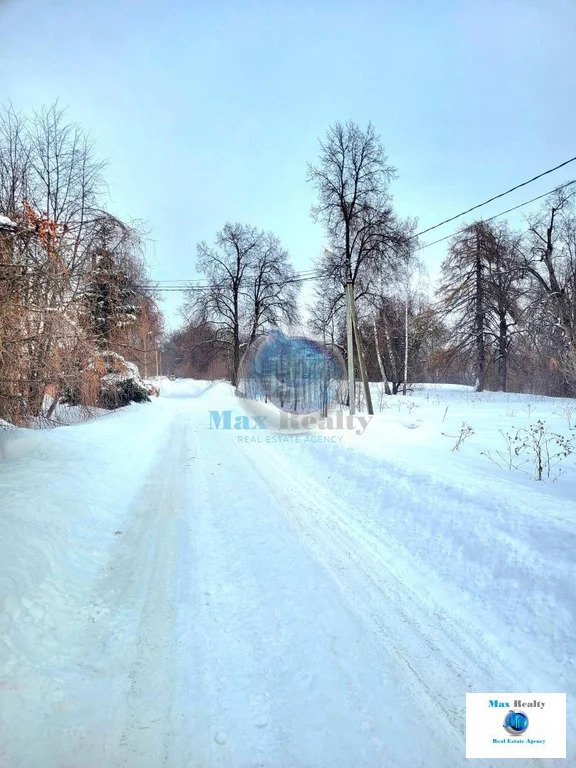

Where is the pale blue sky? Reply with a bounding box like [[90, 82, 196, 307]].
[[2, 0, 575, 328]]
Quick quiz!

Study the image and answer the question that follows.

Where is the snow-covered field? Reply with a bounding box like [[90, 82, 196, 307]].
[[0, 379, 573, 767]]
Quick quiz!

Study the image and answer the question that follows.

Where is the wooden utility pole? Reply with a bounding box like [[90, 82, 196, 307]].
[[350, 297, 374, 415], [346, 278, 355, 415], [329, 247, 372, 415]]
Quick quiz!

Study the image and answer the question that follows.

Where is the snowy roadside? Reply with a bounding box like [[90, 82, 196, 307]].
[[0, 396, 179, 733]]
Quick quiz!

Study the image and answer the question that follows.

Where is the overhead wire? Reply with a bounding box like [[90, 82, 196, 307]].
[[4, 157, 575, 292], [412, 155, 576, 239]]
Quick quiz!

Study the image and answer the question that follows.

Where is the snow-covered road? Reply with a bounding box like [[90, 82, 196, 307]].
[[0, 380, 572, 767]]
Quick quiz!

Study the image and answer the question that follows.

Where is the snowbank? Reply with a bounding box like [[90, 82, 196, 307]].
[[0, 399, 174, 738]]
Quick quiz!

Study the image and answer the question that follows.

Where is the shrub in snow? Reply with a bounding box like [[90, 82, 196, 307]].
[[513, 421, 573, 481], [100, 375, 151, 409], [554, 404, 576, 429], [91, 351, 151, 410], [483, 421, 573, 481], [441, 421, 474, 451]]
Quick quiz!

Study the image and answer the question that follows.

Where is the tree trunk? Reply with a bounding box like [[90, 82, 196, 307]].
[[373, 320, 391, 395], [498, 314, 508, 392], [403, 295, 408, 395], [232, 283, 240, 386], [45, 393, 59, 420], [543, 207, 576, 346], [474, 228, 485, 392], [381, 314, 399, 393]]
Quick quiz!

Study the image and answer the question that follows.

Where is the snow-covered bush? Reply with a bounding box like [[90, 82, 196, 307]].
[[100, 375, 150, 409], [95, 352, 151, 409]]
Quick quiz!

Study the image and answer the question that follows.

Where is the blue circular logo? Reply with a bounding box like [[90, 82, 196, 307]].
[[236, 330, 345, 416], [503, 710, 529, 735]]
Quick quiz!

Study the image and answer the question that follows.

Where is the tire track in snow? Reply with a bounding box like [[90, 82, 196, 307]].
[[185, 420, 464, 767], [64, 410, 201, 768], [110, 414, 196, 768], [185, 423, 296, 768], [234, 438, 563, 768]]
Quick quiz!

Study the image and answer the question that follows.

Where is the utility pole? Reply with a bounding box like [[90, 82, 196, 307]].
[[143, 336, 148, 379], [351, 297, 374, 414], [327, 247, 372, 415], [155, 347, 159, 378], [346, 276, 355, 415]]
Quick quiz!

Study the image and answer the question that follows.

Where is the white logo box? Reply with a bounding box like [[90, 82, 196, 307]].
[[466, 692, 566, 759]]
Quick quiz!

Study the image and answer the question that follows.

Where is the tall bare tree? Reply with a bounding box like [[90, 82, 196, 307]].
[[483, 225, 525, 391], [307, 121, 411, 411], [307, 121, 397, 279]]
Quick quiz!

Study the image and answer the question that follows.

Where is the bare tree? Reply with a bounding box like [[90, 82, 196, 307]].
[[163, 322, 227, 380], [0, 104, 30, 218], [307, 121, 411, 411], [522, 188, 576, 390], [188, 223, 299, 385], [307, 121, 397, 278], [190, 223, 260, 385], [0, 102, 158, 423], [247, 232, 299, 343], [308, 122, 410, 306]]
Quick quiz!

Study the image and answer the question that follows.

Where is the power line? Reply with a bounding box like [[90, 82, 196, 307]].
[[138, 272, 324, 293], [5, 160, 575, 294], [416, 178, 576, 251], [131, 268, 324, 292], [146, 164, 576, 290], [102, 173, 576, 294], [145, 267, 321, 286], [413, 155, 576, 239]]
